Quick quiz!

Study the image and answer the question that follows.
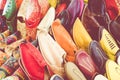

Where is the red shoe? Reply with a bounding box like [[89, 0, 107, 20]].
[[19, 42, 46, 80]]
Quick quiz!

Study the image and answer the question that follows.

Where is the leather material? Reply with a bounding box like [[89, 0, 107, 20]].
[[19, 42, 46, 80], [64, 62, 87, 80], [38, 0, 49, 17], [2, 0, 23, 33], [58, 0, 84, 33], [73, 18, 92, 51], [37, 29, 66, 77], [37, 7, 55, 33], [25, 0, 41, 41], [94, 74, 108, 80], [89, 40, 108, 74], [48, 0, 59, 8], [109, 16, 120, 46], [0, 0, 6, 14], [105, 0, 119, 20], [76, 50, 98, 79], [106, 60, 120, 80], [37, 29, 66, 76], [51, 19, 77, 62], [50, 74, 64, 80], [56, 3, 67, 17], [99, 27, 119, 60], [2, 0, 16, 20], [81, 2, 110, 40]]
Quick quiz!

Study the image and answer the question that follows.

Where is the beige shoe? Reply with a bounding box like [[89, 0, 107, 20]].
[[37, 29, 66, 77], [37, 7, 55, 33], [106, 60, 120, 80], [64, 62, 87, 80]]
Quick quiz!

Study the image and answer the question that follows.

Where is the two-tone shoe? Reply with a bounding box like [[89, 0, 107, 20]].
[[76, 50, 98, 79], [25, 0, 42, 41], [99, 27, 119, 60]]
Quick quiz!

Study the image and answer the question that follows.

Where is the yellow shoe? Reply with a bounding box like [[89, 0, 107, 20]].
[[73, 18, 92, 51], [106, 60, 120, 80], [99, 27, 119, 60]]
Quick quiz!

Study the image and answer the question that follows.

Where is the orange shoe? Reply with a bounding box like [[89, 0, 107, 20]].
[[51, 19, 77, 62]]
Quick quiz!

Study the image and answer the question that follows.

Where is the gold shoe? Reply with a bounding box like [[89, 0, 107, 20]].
[[73, 18, 92, 51]]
